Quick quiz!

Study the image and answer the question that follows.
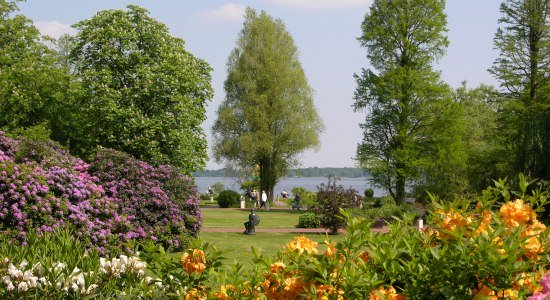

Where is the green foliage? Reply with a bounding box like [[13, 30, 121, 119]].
[[211, 182, 226, 195], [364, 188, 374, 199], [216, 190, 240, 208], [354, 0, 467, 203], [453, 83, 509, 193], [0, 0, 73, 137], [296, 212, 320, 228], [212, 7, 323, 200], [291, 186, 317, 208], [69, 5, 213, 173], [312, 178, 362, 234], [489, 0, 550, 180]]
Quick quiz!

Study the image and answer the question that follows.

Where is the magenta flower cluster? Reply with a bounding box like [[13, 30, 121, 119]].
[[0, 132, 201, 253], [528, 272, 550, 300]]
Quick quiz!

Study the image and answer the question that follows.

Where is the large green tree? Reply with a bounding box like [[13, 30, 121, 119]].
[[70, 5, 213, 173], [212, 8, 323, 199], [0, 0, 70, 134], [354, 0, 463, 203], [454, 83, 509, 192], [490, 0, 550, 180]]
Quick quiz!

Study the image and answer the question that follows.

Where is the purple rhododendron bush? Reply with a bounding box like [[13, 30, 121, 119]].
[[0, 132, 201, 254]]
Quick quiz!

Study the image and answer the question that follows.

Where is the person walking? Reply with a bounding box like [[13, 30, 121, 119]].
[[260, 190, 268, 209], [251, 189, 259, 208]]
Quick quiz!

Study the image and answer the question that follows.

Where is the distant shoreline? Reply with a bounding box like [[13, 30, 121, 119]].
[[193, 167, 368, 178]]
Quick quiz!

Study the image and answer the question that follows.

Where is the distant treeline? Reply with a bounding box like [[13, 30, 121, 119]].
[[193, 167, 368, 178]]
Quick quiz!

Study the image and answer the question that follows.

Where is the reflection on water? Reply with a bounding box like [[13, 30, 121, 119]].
[[194, 177, 384, 197]]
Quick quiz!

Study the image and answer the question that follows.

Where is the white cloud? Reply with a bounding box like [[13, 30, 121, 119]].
[[34, 21, 76, 39], [198, 3, 246, 22], [268, 0, 372, 9]]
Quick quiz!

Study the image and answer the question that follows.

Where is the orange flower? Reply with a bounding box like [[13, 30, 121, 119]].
[[185, 288, 206, 300], [499, 199, 536, 228], [357, 251, 369, 264], [316, 283, 344, 300], [370, 286, 406, 300], [475, 210, 493, 236], [324, 241, 337, 257], [270, 261, 286, 273], [212, 284, 236, 300], [472, 284, 496, 300], [181, 249, 206, 274], [436, 208, 471, 238], [513, 272, 542, 294], [285, 236, 319, 255]]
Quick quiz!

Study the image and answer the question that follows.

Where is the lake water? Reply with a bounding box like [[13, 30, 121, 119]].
[[194, 177, 384, 197]]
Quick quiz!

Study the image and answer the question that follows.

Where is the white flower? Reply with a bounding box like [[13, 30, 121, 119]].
[[53, 262, 66, 272], [2, 275, 11, 285], [6, 281, 14, 291], [86, 283, 98, 294], [38, 277, 47, 285], [7, 264, 23, 278], [17, 281, 28, 292], [28, 276, 38, 288], [19, 260, 28, 269]]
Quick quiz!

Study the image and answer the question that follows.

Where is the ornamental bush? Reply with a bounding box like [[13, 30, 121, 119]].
[[89, 148, 202, 247], [0, 132, 201, 253], [216, 190, 240, 208], [312, 178, 363, 234], [297, 212, 320, 228]]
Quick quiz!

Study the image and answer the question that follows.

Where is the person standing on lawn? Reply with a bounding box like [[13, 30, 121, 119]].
[[260, 190, 268, 209]]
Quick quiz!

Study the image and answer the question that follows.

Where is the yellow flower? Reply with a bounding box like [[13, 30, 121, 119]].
[[285, 236, 318, 255], [181, 249, 206, 274], [212, 284, 236, 300]]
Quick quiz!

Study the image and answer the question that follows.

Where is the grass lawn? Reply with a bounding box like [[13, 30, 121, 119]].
[[198, 208, 346, 269], [198, 232, 346, 269], [201, 208, 305, 228]]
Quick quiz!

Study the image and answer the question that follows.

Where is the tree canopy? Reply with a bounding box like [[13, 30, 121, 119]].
[[70, 5, 213, 173], [354, 0, 464, 202], [490, 0, 550, 180], [212, 8, 323, 199], [0, 0, 70, 134]]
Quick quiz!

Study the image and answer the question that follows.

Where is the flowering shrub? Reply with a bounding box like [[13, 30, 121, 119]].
[[90, 148, 202, 249], [0, 133, 201, 252], [206, 175, 548, 299]]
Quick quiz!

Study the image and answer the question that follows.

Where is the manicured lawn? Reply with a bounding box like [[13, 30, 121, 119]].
[[199, 207, 345, 269], [198, 232, 345, 269], [201, 208, 305, 228]]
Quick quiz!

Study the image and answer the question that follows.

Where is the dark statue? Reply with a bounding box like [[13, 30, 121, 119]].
[[243, 208, 260, 235]]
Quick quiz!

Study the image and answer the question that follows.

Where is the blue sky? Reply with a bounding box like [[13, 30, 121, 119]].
[[18, 0, 502, 169]]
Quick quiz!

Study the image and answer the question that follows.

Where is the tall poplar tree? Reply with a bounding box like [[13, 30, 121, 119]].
[[212, 8, 323, 199], [490, 0, 550, 179], [354, 0, 463, 202]]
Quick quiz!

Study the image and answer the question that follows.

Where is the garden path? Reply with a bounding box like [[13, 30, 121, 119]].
[[201, 227, 389, 234]]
